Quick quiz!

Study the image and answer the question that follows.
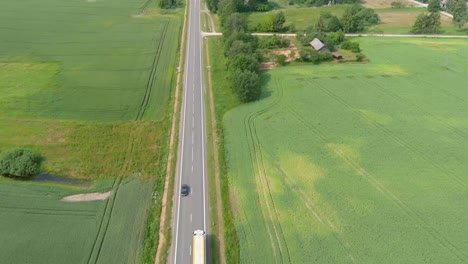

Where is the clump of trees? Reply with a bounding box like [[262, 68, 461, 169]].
[[0, 149, 42, 178], [159, 0, 179, 9], [222, 13, 263, 102], [258, 35, 291, 49], [447, 0, 467, 28], [252, 12, 288, 32], [298, 48, 333, 63], [341, 5, 380, 32], [428, 0, 441, 12], [412, 12, 441, 33], [341, 40, 361, 52]]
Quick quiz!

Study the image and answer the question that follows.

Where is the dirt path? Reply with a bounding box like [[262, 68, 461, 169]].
[[205, 38, 227, 264], [346, 33, 468, 38], [154, 3, 189, 263], [62, 191, 112, 202]]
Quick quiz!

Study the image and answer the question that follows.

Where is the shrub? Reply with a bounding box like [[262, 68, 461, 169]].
[[411, 12, 441, 33], [258, 35, 290, 49], [319, 51, 333, 61], [341, 40, 361, 53], [229, 54, 260, 72], [0, 149, 42, 178], [276, 54, 288, 65], [356, 53, 366, 62], [391, 1, 406, 8]]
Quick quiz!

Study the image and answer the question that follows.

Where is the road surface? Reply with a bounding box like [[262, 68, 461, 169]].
[[171, 0, 209, 262]]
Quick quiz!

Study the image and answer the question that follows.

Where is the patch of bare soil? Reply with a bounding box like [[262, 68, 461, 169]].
[[62, 191, 112, 202], [260, 44, 300, 70]]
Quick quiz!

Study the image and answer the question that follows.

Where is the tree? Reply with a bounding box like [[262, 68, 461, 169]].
[[411, 12, 441, 33], [207, 0, 220, 12], [272, 12, 286, 32], [452, 0, 467, 28], [341, 5, 380, 32], [159, 0, 177, 9], [225, 40, 254, 57], [428, 0, 441, 12], [218, 0, 236, 26], [299, 48, 320, 63], [316, 12, 342, 32], [232, 70, 261, 102], [229, 54, 260, 72], [0, 149, 42, 178], [224, 13, 247, 37]]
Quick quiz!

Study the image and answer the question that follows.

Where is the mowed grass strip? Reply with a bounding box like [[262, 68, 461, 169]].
[[223, 38, 468, 263]]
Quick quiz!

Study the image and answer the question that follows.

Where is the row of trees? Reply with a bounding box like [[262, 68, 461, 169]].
[[210, 0, 271, 13], [222, 14, 263, 102]]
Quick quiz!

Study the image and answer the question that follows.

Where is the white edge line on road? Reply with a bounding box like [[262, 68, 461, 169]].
[[173, 0, 192, 262], [198, 8, 207, 232]]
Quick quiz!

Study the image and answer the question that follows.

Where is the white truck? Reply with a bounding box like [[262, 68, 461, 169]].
[[192, 230, 206, 264]]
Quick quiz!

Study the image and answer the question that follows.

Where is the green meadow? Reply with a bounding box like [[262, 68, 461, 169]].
[[0, 0, 182, 262], [223, 37, 468, 263]]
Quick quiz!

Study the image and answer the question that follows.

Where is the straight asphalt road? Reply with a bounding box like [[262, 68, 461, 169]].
[[171, 0, 209, 262]]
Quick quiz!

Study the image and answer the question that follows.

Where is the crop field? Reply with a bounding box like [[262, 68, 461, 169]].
[[223, 38, 468, 263], [0, 0, 179, 121], [0, 176, 153, 263], [0, 0, 182, 262]]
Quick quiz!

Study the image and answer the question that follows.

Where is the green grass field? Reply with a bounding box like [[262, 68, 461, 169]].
[[369, 8, 467, 35], [223, 37, 468, 263], [0, 0, 182, 262], [246, 5, 348, 32], [0, 176, 153, 264]]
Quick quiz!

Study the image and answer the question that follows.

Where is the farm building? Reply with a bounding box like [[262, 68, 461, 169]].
[[332, 52, 343, 60], [310, 38, 328, 52]]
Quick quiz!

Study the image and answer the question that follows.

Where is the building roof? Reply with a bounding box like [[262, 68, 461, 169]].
[[310, 38, 325, 51]]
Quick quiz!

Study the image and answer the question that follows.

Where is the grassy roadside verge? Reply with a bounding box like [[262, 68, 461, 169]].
[[205, 36, 241, 264], [141, 3, 187, 264]]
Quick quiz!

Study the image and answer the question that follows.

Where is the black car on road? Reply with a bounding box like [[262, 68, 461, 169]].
[[181, 184, 190, 196]]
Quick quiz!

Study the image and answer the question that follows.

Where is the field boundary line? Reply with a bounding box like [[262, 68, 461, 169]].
[[86, 178, 120, 264], [243, 77, 292, 263], [93, 179, 123, 264], [136, 22, 169, 120], [154, 2, 189, 262]]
